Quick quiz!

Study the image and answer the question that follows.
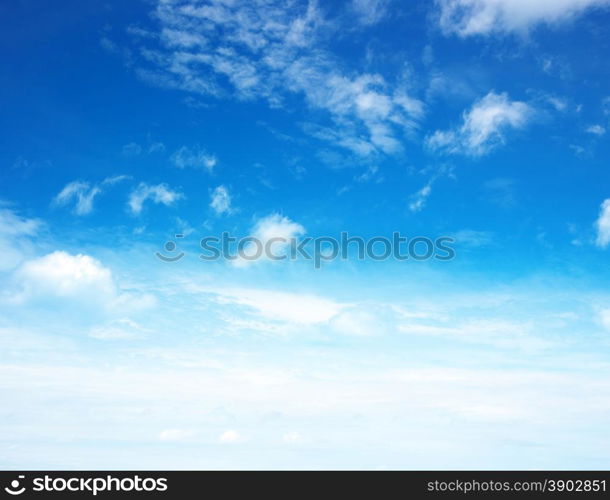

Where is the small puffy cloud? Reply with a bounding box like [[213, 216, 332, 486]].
[[544, 95, 568, 112], [233, 214, 305, 267], [595, 199, 610, 248], [12, 251, 155, 312], [436, 0, 610, 37], [128, 183, 182, 215], [218, 430, 241, 443], [15, 251, 115, 301], [171, 146, 217, 171], [159, 429, 194, 442], [210, 185, 232, 215], [251, 214, 304, 244], [586, 124, 606, 136], [426, 92, 532, 156]]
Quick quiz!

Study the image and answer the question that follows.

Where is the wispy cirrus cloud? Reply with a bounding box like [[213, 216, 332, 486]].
[[595, 199, 610, 248], [128, 182, 183, 215], [408, 164, 454, 213], [130, 0, 424, 157], [0, 208, 41, 271], [436, 0, 610, 37], [122, 140, 166, 156], [426, 92, 533, 157], [171, 145, 217, 171], [350, 0, 391, 25], [122, 142, 143, 156], [53, 176, 130, 216], [53, 181, 101, 215], [208, 286, 344, 325], [408, 183, 433, 213]]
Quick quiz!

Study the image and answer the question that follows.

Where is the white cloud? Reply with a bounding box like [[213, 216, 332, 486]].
[[159, 429, 194, 442], [210, 287, 344, 325], [0, 209, 41, 271], [128, 183, 182, 215], [398, 318, 549, 350], [351, 0, 390, 25], [218, 429, 241, 443], [171, 146, 217, 171], [123, 140, 165, 155], [122, 142, 142, 156], [436, 0, 610, 37], [407, 165, 454, 213], [355, 164, 382, 183], [15, 251, 116, 301], [330, 309, 378, 336], [597, 309, 610, 331], [570, 144, 587, 157], [232, 213, 305, 267], [426, 92, 532, 156], [451, 229, 493, 247], [89, 318, 146, 340], [595, 199, 610, 248], [12, 251, 155, 312], [102, 175, 131, 186], [54, 181, 101, 215], [54, 176, 129, 215], [210, 185, 232, 215], [586, 124, 606, 136], [408, 183, 432, 213], [131, 0, 424, 157], [0, 208, 40, 238], [148, 141, 166, 153], [251, 214, 304, 244]]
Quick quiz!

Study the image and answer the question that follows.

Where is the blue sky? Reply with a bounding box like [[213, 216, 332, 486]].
[[2, 0, 610, 469]]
